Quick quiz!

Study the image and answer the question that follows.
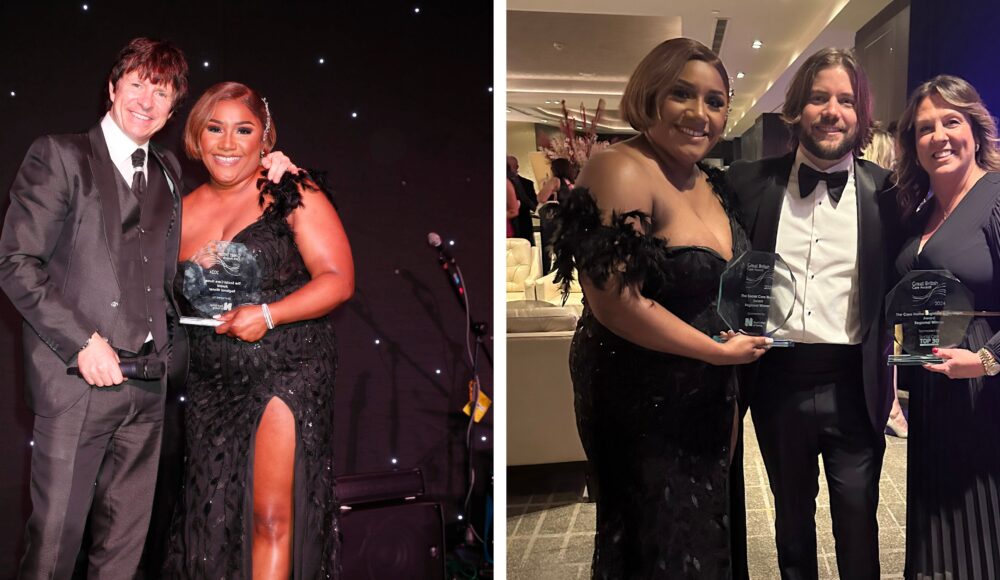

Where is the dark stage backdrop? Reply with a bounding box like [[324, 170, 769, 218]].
[[0, 0, 493, 572], [908, 0, 1000, 114]]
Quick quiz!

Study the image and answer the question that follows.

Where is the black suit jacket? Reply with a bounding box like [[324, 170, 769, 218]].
[[726, 152, 901, 433], [0, 124, 188, 417]]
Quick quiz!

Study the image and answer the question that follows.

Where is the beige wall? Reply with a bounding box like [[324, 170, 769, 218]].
[[506, 122, 547, 190]]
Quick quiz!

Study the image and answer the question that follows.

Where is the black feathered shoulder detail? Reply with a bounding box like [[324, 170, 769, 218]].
[[550, 186, 674, 297], [551, 163, 734, 298], [701, 162, 745, 230], [255, 169, 337, 236]]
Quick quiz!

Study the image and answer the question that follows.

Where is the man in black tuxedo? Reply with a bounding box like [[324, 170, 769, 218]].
[[727, 48, 898, 579], [507, 154, 537, 244], [0, 37, 191, 578]]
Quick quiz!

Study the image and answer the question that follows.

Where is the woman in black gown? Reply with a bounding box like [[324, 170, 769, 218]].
[[550, 38, 771, 578], [165, 82, 354, 578], [894, 75, 1000, 578]]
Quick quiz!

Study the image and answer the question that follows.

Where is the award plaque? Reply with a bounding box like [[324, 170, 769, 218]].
[[178, 241, 261, 326], [885, 270, 975, 365], [717, 250, 797, 347]]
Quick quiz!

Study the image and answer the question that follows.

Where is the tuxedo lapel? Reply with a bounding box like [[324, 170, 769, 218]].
[[754, 154, 794, 253], [87, 125, 122, 290], [854, 159, 881, 338]]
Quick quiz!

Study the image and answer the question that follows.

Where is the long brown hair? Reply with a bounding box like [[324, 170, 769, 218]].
[[781, 48, 872, 155], [620, 37, 730, 132], [895, 75, 1000, 221]]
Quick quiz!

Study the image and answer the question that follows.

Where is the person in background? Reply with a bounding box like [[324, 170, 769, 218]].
[[538, 157, 577, 205], [507, 154, 538, 244], [506, 177, 520, 237]]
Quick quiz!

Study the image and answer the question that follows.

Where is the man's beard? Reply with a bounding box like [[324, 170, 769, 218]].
[[799, 123, 858, 161]]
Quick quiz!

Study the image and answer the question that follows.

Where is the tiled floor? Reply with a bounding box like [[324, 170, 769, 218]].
[[508, 396, 909, 579]]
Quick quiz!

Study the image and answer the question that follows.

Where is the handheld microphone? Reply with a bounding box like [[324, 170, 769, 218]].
[[426, 232, 455, 264], [427, 232, 465, 308], [66, 359, 166, 381]]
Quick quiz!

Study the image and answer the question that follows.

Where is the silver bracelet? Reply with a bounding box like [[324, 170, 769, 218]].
[[261, 303, 275, 330]]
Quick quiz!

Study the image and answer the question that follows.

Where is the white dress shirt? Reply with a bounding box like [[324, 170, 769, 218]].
[[100, 112, 148, 186], [772, 149, 861, 345]]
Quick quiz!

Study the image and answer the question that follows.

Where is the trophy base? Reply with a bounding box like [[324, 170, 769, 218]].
[[712, 335, 794, 348], [888, 354, 942, 366], [180, 316, 223, 327]]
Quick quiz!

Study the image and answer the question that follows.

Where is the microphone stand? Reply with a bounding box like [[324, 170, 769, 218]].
[[432, 244, 491, 554], [437, 253, 493, 366]]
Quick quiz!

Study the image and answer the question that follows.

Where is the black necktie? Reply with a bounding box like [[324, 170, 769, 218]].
[[131, 148, 146, 199], [798, 163, 849, 203]]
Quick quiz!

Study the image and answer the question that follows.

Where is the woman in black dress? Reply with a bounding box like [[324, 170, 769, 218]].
[[551, 38, 770, 578], [894, 75, 1000, 578], [165, 82, 354, 578]]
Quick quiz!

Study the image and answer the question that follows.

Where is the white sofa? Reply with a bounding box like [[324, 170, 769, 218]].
[[507, 300, 587, 466], [530, 269, 584, 306], [506, 238, 541, 302]]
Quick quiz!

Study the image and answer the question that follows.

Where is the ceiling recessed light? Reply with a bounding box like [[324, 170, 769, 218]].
[[736, 72, 745, 79], [751, 40, 763, 49]]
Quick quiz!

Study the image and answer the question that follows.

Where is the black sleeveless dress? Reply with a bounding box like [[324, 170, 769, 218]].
[[551, 166, 749, 578], [165, 173, 339, 579]]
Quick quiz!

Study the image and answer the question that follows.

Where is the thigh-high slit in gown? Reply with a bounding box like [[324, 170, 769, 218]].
[[165, 173, 339, 579]]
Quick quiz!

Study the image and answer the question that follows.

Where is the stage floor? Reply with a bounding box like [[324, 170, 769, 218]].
[[507, 393, 909, 579]]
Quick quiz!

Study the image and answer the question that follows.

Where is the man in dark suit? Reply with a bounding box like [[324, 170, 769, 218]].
[[727, 48, 898, 580], [507, 154, 537, 244], [0, 37, 191, 578]]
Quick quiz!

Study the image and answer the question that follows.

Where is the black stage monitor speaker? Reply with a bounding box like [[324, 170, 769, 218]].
[[337, 467, 424, 507], [339, 501, 446, 580]]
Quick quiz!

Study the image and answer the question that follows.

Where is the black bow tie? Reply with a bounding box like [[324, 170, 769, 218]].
[[798, 163, 849, 203]]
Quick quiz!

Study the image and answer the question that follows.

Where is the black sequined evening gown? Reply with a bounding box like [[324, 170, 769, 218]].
[[165, 174, 339, 579], [551, 166, 750, 579]]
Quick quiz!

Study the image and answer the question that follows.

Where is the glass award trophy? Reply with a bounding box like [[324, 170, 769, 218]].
[[885, 270, 976, 365], [717, 250, 797, 347], [178, 241, 262, 326]]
